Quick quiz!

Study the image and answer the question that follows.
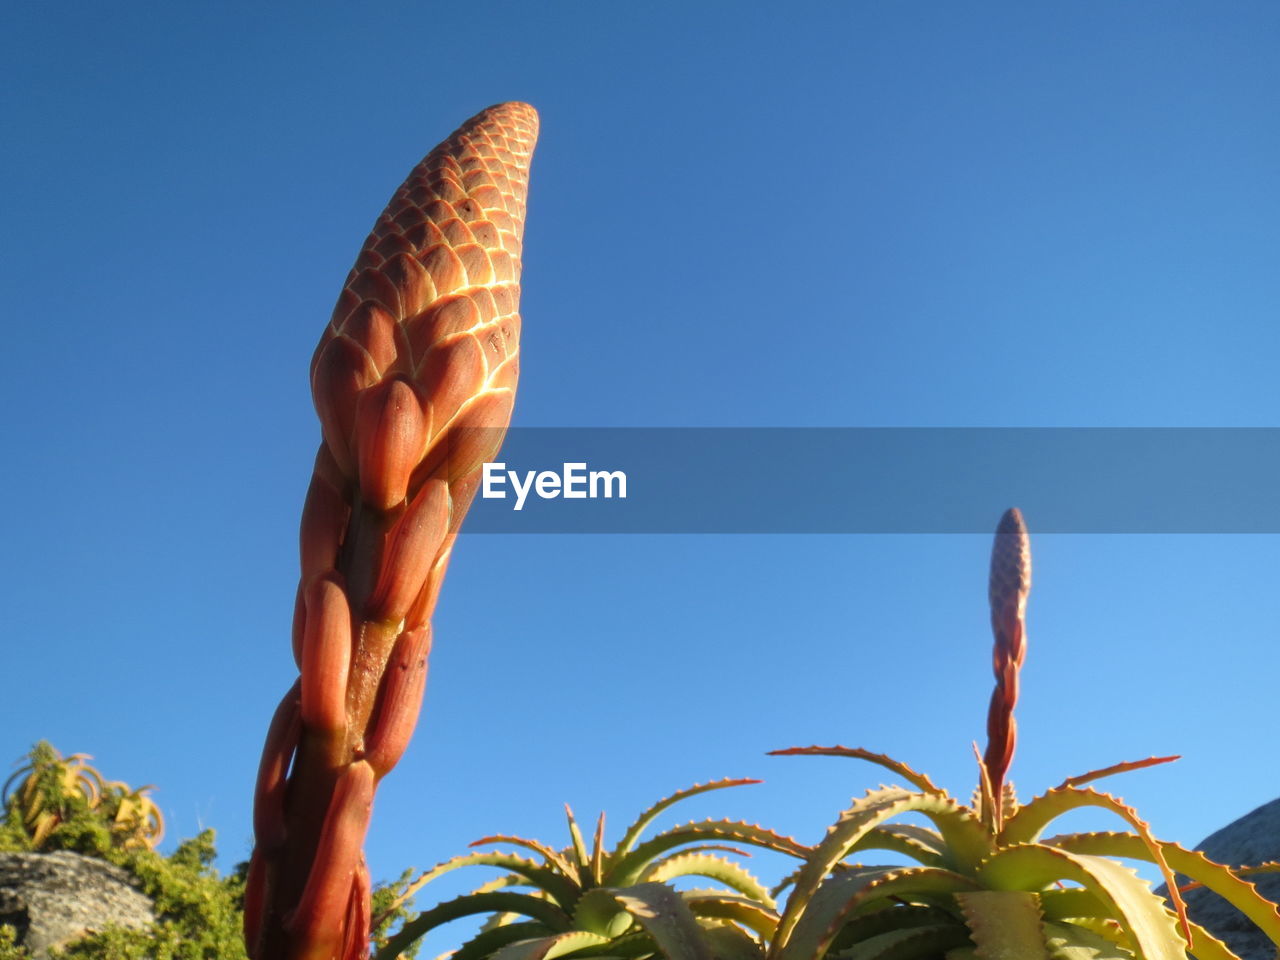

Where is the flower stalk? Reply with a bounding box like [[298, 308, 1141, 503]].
[[982, 506, 1031, 828], [245, 102, 539, 960]]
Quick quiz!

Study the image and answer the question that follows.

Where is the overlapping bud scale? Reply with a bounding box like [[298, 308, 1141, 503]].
[[247, 102, 538, 960]]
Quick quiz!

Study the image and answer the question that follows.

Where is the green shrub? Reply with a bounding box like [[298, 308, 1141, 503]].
[[1, 743, 246, 959]]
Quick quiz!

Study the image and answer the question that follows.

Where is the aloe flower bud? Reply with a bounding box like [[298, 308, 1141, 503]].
[[246, 102, 538, 960]]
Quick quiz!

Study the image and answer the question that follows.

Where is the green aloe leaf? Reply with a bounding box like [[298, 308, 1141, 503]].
[[977, 845, 1187, 960], [1052, 757, 1180, 792], [1170, 920, 1241, 960], [615, 779, 763, 856], [609, 881, 715, 960], [851, 825, 948, 868], [573, 888, 634, 938], [566, 804, 592, 875], [1049, 831, 1280, 952], [490, 930, 613, 960], [612, 820, 810, 886], [1042, 920, 1136, 960], [1224, 862, 1280, 882], [773, 787, 993, 953], [472, 874, 536, 897], [833, 924, 972, 960], [768, 747, 946, 797], [827, 905, 960, 954], [591, 812, 607, 886], [452, 923, 559, 960], [775, 867, 892, 960], [402, 850, 582, 909], [1040, 888, 1111, 922], [681, 889, 780, 938], [473, 833, 581, 882], [772, 864, 806, 900], [671, 843, 756, 859], [642, 852, 774, 905], [974, 744, 999, 833], [1067, 918, 1138, 953], [998, 787, 1186, 940], [954, 890, 1050, 959], [702, 922, 768, 960], [775, 866, 980, 960], [558, 930, 657, 959], [376, 891, 574, 960]]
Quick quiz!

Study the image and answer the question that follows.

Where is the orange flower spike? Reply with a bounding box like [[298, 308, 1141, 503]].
[[982, 507, 1032, 826], [248, 102, 538, 960]]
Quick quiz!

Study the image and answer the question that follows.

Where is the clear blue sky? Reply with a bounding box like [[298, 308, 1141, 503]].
[[4, 0, 1279, 942]]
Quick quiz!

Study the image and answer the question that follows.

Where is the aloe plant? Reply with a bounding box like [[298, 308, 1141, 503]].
[[765, 509, 1280, 960], [245, 102, 539, 960], [2, 741, 164, 852], [378, 509, 1280, 960], [374, 779, 808, 960], [4, 742, 105, 848]]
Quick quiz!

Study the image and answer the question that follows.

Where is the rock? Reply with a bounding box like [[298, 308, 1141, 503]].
[[1160, 797, 1280, 960], [0, 850, 155, 958]]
